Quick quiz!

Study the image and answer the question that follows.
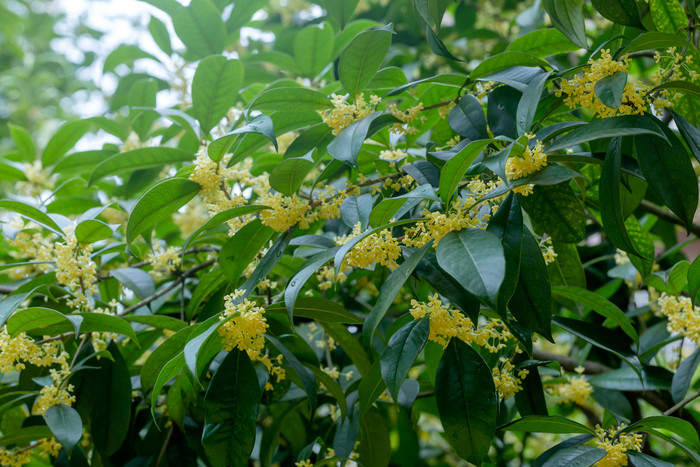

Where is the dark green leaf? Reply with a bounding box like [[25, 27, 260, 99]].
[[110, 267, 155, 300], [439, 139, 491, 205], [542, 0, 588, 48], [589, 366, 673, 391], [45, 404, 82, 456], [500, 415, 595, 434], [183, 205, 267, 251], [340, 193, 373, 229], [436, 339, 497, 465], [546, 115, 666, 152], [266, 297, 362, 324], [211, 114, 277, 162], [437, 228, 505, 308], [624, 416, 700, 450], [519, 183, 586, 243], [636, 130, 698, 230], [269, 150, 317, 195], [671, 348, 700, 403], [448, 95, 488, 141], [0, 200, 64, 236], [541, 445, 605, 466], [516, 71, 551, 136], [470, 52, 550, 80], [358, 360, 386, 417], [219, 219, 275, 282], [203, 349, 261, 467], [595, 72, 627, 109], [380, 317, 430, 401], [591, 0, 643, 27]]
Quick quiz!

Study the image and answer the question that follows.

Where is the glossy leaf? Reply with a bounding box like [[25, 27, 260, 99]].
[[671, 348, 700, 403], [542, 0, 587, 48], [45, 404, 82, 456], [203, 349, 261, 467], [219, 219, 275, 282], [266, 297, 362, 324], [519, 183, 586, 243], [439, 139, 491, 204], [436, 228, 505, 308], [339, 24, 393, 97], [248, 87, 331, 112], [500, 414, 595, 434], [546, 115, 666, 152], [126, 178, 201, 244], [649, 0, 687, 33], [448, 95, 488, 141], [591, 0, 642, 27], [192, 56, 244, 133], [436, 339, 498, 465], [380, 317, 430, 401], [0, 200, 64, 236], [171, 0, 225, 59]]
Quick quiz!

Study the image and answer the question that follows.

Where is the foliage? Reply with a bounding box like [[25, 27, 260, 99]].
[[2, 0, 700, 465]]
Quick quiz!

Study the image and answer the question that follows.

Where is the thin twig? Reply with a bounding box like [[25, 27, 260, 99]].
[[663, 388, 700, 416], [155, 424, 174, 467], [118, 259, 216, 317], [638, 200, 700, 237]]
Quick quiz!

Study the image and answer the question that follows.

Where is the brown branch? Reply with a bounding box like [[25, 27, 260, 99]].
[[532, 348, 611, 374], [664, 388, 700, 416], [638, 200, 700, 237], [155, 424, 174, 467]]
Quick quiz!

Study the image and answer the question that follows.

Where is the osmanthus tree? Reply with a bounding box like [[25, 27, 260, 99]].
[[3, 0, 700, 465]]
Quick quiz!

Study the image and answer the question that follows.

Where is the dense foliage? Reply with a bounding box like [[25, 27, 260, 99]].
[[2, 0, 700, 465]]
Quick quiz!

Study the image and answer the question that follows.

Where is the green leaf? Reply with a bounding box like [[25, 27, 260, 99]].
[[624, 416, 700, 450], [45, 404, 82, 457], [650, 0, 687, 33], [617, 32, 694, 57], [636, 130, 698, 230], [628, 451, 676, 467], [269, 150, 317, 195], [192, 56, 244, 133], [203, 349, 261, 467], [500, 415, 596, 434], [210, 114, 277, 162], [124, 315, 187, 332], [595, 72, 627, 109], [0, 291, 35, 327], [436, 229, 505, 308], [520, 182, 586, 243], [103, 44, 158, 74], [326, 111, 386, 167], [358, 408, 392, 467], [8, 123, 34, 160], [42, 120, 92, 165], [219, 219, 275, 282], [506, 28, 582, 57], [0, 426, 53, 447], [671, 348, 700, 403], [266, 297, 362, 324], [448, 95, 488, 141], [0, 200, 64, 236], [380, 317, 430, 401], [652, 80, 700, 99], [110, 267, 155, 300], [486, 193, 523, 319], [553, 317, 637, 369], [126, 178, 201, 244], [285, 247, 340, 322], [366, 66, 409, 92], [672, 109, 700, 165], [439, 139, 492, 204], [171, 0, 226, 59], [509, 229, 553, 340], [542, 0, 588, 49], [339, 24, 393, 97], [553, 286, 638, 343], [323, 322, 371, 375], [690, 254, 700, 302], [74, 219, 115, 244], [589, 366, 672, 391], [90, 342, 132, 456], [369, 184, 437, 228], [469, 52, 550, 80], [516, 71, 551, 136], [545, 115, 666, 153], [249, 87, 331, 112], [436, 339, 498, 465], [319, 0, 360, 29], [591, 0, 643, 27], [600, 138, 643, 256], [294, 23, 334, 78], [540, 446, 605, 466], [183, 205, 267, 251], [148, 16, 172, 55], [358, 360, 387, 417], [340, 193, 373, 229], [266, 335, 317, 411], [7, 307, 82, 337], [141, 327, 193, 393]]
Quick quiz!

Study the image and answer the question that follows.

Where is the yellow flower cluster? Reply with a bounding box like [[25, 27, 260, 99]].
[[553, 368, 593, 406], [146, 243, 182, 281], [16, 161, 55, 198], [316, 264, 348, 291], [556, 49, 651, 117], [217, 290, 286, 390], [651, 47, 698, 113], [387, 102, 426, 135], [54, 226, 98, 310], [295, 460, 313, 467], [259, 193, 311, 232], [173, 198, 210, 237], [541, 237, 557, 265], [594, 424, 642, 467], [0, 437, 63, 467], [657, 293, 700, 345], [379, 148, 407, 162], [0, 327, 75, 415], [336, 222, 402, 270], [409, 294, 514, 351], [403, 182, 495, 247], [505, 135, 547, 184], [321, 93, 381, 135], [492, 357, 529, 399], [6, 218, 54, 280]]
